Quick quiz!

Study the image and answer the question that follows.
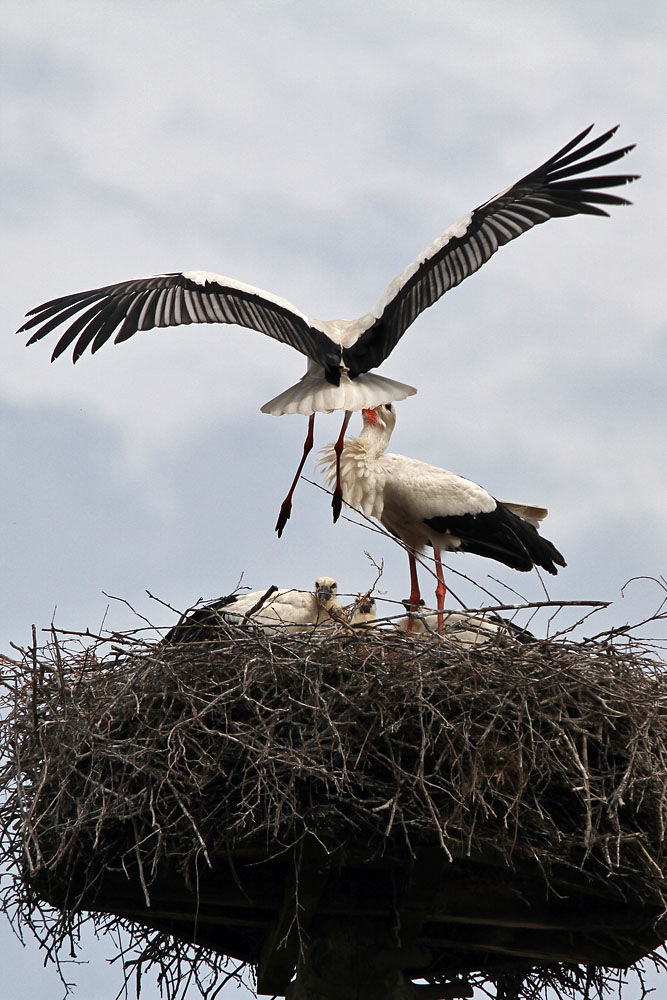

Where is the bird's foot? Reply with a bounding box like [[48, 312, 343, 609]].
[[275, 500, 292, 538], [331, 488, 343, 523]]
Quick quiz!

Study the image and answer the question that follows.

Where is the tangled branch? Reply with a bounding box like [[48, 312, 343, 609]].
[[1, 598, 667, 999]]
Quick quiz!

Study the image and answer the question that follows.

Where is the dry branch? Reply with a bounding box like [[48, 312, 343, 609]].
[[1, 604, 667, 999]]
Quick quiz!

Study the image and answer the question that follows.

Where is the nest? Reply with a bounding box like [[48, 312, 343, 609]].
[[1, 606, 667, 999]]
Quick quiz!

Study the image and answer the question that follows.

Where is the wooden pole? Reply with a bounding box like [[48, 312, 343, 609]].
[[285, 914, 472, 1000]]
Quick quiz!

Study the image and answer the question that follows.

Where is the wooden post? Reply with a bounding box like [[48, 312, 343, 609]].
[[284, 914, 472, 1000]]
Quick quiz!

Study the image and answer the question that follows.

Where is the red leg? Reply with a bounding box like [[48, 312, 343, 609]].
[[433, 545, 447, 634], [275, 414, 315, 537], [331, 410, 352, 523], [405, 549, 421, 634]]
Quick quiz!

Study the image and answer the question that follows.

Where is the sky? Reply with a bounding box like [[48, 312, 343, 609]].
[[1, 1, 666, 997]]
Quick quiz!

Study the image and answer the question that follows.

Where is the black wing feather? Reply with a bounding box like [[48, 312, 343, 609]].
[[424, 503, 566, 576], [343, 125, 637, 377], [19, 126, 637, 380], [20, 272, 338, 368]]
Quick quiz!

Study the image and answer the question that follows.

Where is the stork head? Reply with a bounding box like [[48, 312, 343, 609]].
[[398, 598, 427, 634], [401, 597, 426, 614], [360, 402, 396, 445], [314, 576, 338, 607], [350, 593, 377, 625]]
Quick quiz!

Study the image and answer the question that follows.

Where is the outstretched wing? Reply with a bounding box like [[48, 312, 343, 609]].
[[343, 125, 638, 377], [19, 270, 340, 368]]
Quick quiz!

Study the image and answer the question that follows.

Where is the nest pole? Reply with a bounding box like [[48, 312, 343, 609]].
[[269, 839, 472, 1000], [3, 618, 667, 999], [285, 913, 450, 1000]]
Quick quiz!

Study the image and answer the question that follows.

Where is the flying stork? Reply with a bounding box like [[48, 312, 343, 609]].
[[318, 403, 565, 633], [18, 125, 636, 534]]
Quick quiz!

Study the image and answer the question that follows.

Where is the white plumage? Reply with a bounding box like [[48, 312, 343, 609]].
[[348, 593, 377, 627], [19, 126, 636, 534], [319, 404, 565, 632], [217, 576, 345, 631], [163, 577, 345, 641], [396, 601, 534, 646]]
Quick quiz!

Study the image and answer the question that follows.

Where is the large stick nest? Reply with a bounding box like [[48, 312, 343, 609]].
[[2, 602, 667, 999]]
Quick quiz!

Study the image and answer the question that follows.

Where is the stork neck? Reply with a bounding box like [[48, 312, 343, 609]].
[[358, 419, 391, 458]]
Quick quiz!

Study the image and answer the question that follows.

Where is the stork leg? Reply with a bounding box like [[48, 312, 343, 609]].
[[275, 414, 315, 538], [331, 410, 352, 523], [404, 549, 422, 634], [433, 545, 447, 634]]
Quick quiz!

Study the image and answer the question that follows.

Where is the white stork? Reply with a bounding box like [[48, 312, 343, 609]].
[[396, 600, 535, 645], [349, 592, 378, 627], [222, 575, 346, 630], [163, 576, 345, 641], [318, 403, 565, 632], [18, 126, 636, 534]]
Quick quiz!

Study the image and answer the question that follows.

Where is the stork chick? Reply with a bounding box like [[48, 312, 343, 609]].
[[164, 577, 344, 641], [349, 593, 378, 627], [397, 600, 535, 645]]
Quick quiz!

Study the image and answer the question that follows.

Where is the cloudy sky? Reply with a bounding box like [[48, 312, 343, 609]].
[[2, 2, 665, 997]]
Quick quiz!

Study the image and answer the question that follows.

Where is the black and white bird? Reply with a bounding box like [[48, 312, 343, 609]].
[[319, 404, 565, 632], [18, 126, 636, 534], [163, 576, 345, 642], [396, 600, 535, 645]]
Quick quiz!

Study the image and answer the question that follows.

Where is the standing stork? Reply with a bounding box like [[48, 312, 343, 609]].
[[318, 404, 565, 633], [18, 126, 636, 534]]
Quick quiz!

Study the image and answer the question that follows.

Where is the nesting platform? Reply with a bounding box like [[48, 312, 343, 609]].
[[31, 835, 667, 997], [3, 621, 667, 998]]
